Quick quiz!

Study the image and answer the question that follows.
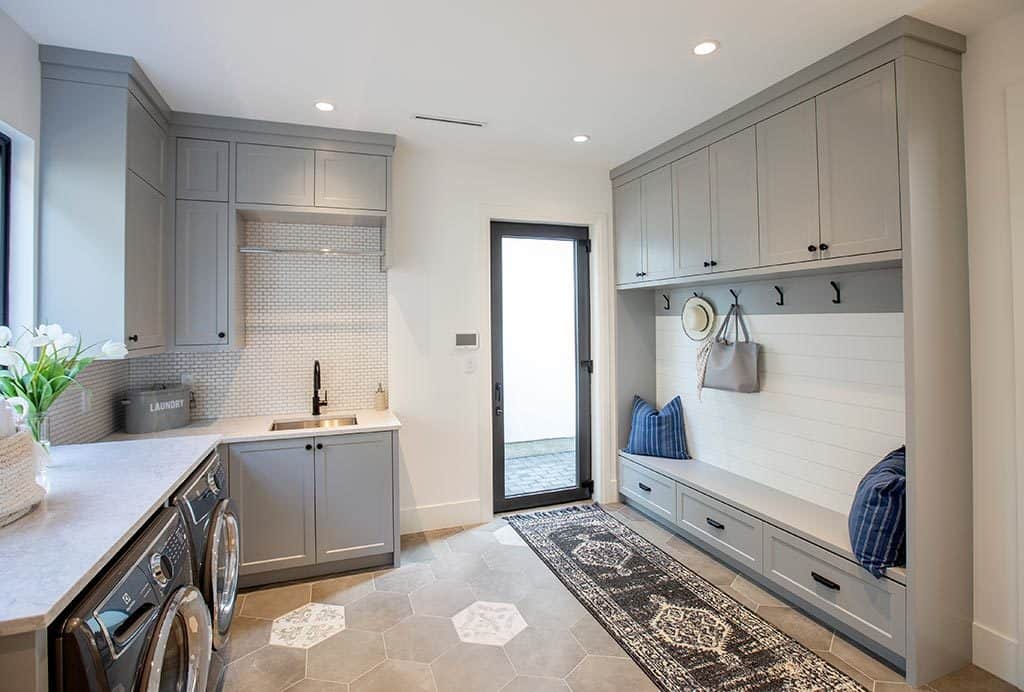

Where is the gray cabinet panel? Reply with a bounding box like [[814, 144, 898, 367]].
[[175, 201, 229, 346], [236, 143, 315, 206], [124, 171, 166, 350], [314, 150, 387, 211], [614, 179, 644, 284], [230, 438, 316, 575], [757, 101, 821, 266], [816, 63, 901, 258], [315, 433, 395, 562], [126, 93, 166, 193], [710, 127, 760, 273], [671, 149, 712, 277], [176, 138, 229, 202], [676, 484, 763, 573], [642, 166, 674, 281], [618, 458, 676, 523]]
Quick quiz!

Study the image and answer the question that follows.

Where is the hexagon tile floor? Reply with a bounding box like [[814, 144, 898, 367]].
[[225, 503, 1017, 692]]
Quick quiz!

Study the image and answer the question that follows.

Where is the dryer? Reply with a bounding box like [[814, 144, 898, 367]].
[[173, 451, 239, 651], [58, 507, 212, 692]]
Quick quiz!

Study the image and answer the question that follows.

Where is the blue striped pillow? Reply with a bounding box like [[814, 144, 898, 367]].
[[624, 396, 689, 460], [848, 447, 906, 578]]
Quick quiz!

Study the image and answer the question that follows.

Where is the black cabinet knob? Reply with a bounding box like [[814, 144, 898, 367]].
[[316, 443, 323, 450], [703, 261, 711, 268], [217, 331, 225, 339], [819, 243, 829, 251], [709, 260, 718, 267], [635, 272, 642, 277], [305, 444, 313, 451], [128, 334, 139, 342], [808, 244, 817, 252]]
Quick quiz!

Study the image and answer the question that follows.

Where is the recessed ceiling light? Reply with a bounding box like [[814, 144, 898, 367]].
[[314, 101, 335, 112], [693, 40, 719, 56], [572, 134, 591, 143]]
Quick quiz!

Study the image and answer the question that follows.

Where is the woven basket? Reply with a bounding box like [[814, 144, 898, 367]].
[[0, 431, 45, 527]]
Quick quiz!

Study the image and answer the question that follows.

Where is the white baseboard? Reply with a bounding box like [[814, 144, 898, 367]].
[[400, 499, 482, 534], [972, 621, 1020, 687]]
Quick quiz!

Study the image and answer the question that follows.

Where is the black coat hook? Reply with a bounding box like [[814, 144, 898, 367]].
[[830, 280, 841, 304], [774, 286, 784, 306], [662, 294, 670, 311], [729, 289, 739, 306]]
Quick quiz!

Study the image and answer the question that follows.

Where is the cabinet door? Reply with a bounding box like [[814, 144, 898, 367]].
[[816, 64, 901, 257], [124, 171, 166, 350], [126, 93, 167, 193], [613, 179, 643, 284], [229, 439, 316, 575], [757, 101, 821, 266], [672, 149, 712, 277], [314, 432, 395, 562], [641, 166, 674, 281], [236, 143, 315, 206], [710, 127, 760, 272], [176, 138, 229, 202], [175, 200, 229, 346], [314, 151, 388, 211]]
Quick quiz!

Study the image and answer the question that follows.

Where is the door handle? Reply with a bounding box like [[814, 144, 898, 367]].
[[811, 571, 841, 591], [495, 383, 502, 403], [637, 482, 652, 492], [705, 517, 725, 530]]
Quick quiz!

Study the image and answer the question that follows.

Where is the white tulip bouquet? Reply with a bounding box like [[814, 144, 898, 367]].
[[0, 324, 128, 445]]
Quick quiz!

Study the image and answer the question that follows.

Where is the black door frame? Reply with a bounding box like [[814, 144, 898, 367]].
[[490, 221, 592, 513]]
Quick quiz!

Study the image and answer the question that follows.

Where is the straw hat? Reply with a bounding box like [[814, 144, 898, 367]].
[[681, 296, 715, 341]]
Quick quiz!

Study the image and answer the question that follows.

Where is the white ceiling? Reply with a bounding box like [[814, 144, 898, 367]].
[[2, 0, 1021, 169]]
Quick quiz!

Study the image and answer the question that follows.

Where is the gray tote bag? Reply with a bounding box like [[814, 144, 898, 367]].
[[703, 304, 760, 393]]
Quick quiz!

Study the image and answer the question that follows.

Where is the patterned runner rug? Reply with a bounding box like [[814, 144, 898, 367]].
[[506, 505, 864, 691]]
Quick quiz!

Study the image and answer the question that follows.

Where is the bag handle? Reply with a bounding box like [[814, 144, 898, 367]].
[[715, 305, 736, 344], [732, 304, 751, 343], [714, 303, 751, 344]]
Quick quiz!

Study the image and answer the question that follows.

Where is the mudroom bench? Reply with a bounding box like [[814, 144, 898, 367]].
[[617, 451, 907, 668]]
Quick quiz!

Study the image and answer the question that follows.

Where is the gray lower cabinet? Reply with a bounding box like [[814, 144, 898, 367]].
[[315, 433, 395, 561], [314, 150, 388, 211], [229, 438, 317, 575], [671, 149, 712, 277], [756, 101, 821, 266], [709, 127, 760, 273], [613, 179, 644, 283], [236, 143, 315, 206], [175, 200, 229, 346], [176, 138, 230, 202], [816, 63, 901, 258], [124, 172, 167, 351]]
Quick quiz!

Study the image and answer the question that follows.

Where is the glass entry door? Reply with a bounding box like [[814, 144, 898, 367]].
[[491, 222, 591, 512]]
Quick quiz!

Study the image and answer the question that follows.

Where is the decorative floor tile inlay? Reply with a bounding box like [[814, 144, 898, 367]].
[[269, 602, 347, 649], [451, 601, 527, 646]]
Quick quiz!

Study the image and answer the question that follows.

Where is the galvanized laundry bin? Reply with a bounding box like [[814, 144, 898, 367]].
[[122, 385, 193, 434]]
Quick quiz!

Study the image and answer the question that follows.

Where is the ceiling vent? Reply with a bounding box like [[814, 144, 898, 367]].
[[412, 114, 487, 128]]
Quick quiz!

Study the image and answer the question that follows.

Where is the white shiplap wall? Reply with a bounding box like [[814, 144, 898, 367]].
[[655, 312, 905, 513]]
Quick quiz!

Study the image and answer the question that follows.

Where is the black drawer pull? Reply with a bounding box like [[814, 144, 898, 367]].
[[637, 482, 652, 492], [705, 517, 725, 530], [811, 571, 841, 591]]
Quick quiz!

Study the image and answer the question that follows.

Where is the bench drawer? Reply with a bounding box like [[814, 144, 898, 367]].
[[677, 484, 764, 572], [618, 458, 676, 523], [763, 525, 906, 656]]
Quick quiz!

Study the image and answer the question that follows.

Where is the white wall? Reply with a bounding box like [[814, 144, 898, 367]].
[[0, 9, 40, 331], [388, 143, 612, 532], [962, 8, 1024, 686]]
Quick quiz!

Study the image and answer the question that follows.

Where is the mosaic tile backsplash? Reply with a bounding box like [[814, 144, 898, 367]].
[[129, 222, 388, 420], [48, 359, 130, 445]]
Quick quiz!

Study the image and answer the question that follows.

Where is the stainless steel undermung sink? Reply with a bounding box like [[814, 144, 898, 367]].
[[271, 416, 358, 431]]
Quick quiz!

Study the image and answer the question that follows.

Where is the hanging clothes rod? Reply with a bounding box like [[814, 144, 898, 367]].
[[239, 247, 385, 258]]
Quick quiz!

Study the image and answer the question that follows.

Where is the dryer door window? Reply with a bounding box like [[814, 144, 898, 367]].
[[206, 500, 240, 650], [139, 585, 212, 692]]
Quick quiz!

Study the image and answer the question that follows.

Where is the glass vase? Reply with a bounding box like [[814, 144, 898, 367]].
[[26, 411, 52, 452]]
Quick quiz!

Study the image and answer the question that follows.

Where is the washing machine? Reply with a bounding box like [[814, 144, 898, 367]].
[[57, 507, 212, 692], [172, 451, 239, 651]]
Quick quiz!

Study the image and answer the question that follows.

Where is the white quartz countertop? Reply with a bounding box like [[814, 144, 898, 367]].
[[0, 435, 220, 635], [104, 408, 401, 444]]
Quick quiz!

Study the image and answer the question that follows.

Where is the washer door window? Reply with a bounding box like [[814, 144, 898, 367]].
[[140, 585, 212, 692], [205, 500, 240, 650]]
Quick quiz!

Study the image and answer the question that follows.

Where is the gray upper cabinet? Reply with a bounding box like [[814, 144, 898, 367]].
[[175, 200, 229, 346], [757, 101, 821, 266], [314, 433, 395, 562], [642, 166, 674, 281], [176, 138, 229, 202], [614, 179, 643, 283], [315, 151, 388, 211], [230, 438, 317, 576], [709, 127, 760, 273], [672, 149, 712, 277], [236, 143, 315, 206], [126, 93, 167, 194], [816, 64, 901, 258], [125, 172, 167, 351]]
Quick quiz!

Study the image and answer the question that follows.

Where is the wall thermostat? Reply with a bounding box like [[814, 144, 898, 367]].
[[455, 332, 479, 350]]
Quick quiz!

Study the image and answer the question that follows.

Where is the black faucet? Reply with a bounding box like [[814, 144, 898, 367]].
[[312, 360, 328, 415]]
